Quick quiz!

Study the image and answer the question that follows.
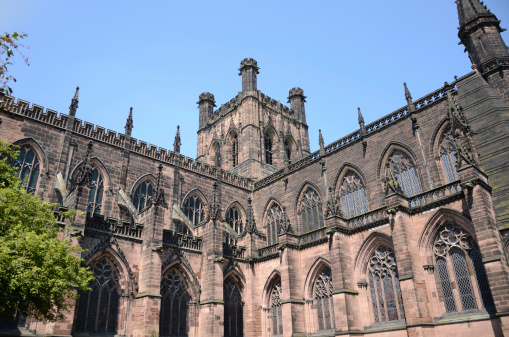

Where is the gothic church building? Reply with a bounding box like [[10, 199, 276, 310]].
[[1, 1, 509, 336]]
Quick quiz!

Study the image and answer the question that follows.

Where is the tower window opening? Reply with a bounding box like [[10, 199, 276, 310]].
[[265, 134, 273, 165]]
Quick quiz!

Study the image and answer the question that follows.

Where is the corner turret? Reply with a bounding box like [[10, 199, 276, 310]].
[[239, 58, 259, 92], [288, 87, 307, 124], [197, 92, 216, 130]]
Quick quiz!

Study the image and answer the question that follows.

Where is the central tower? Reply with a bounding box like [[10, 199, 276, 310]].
[[196, 59, 310, 179]]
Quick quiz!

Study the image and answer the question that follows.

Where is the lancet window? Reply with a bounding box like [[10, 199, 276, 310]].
[[270, 279, 283, 336], [300, 188, 324, 232], [224, 279, 243, 337], [225, 206, 243, 244], [265, 134, 273, 165], [440, 130, 461, 183], [160, 270, 190, 337], [315, 267, 334, 332], [10, 146, 40, 193], [339, 171, 368, 218], [284, 139, 291, 163], [386, 150, 421, 197], [434, 224, 495, 313], [231, 133, 239, 167], [368, 246, 405, 323], [183, 195, 205, 226], [87, 166, 104, 217], [75, 258, 121, 334], [267, 204, 283, 246], [132, 181, 153, 213]]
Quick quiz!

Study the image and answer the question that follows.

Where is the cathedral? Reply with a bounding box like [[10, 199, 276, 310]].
[[2, 0, 509, 336]]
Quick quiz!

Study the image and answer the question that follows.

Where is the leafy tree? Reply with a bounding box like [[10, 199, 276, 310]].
[[0, 141, 93, 321], [0, 32, 29, 95]]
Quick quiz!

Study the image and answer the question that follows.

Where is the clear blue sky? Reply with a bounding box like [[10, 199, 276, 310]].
[[2, 1, 508, 158]]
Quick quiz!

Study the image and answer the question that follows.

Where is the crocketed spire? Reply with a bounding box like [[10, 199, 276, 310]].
[[456, 0, 496, 29]]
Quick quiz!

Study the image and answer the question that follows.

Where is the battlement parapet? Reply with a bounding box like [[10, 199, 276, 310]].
[[0, 96, 69, 129]]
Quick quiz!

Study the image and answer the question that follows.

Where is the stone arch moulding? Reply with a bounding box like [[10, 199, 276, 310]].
[[129, 172, 157, 196], [376, 141, 420, 179], [161, 258, 201, 300], [418, 207, 476, 263], [295, 181, 324, 213], [302, 257, 332, 299], [224, 269, 246, 298], [69, 156, 112, 191], [223, 200, 247, 221], [261, 197, 283, 224], [429, 117, 451, 158], [263, 124, 279, 142], [208, 138, 221, 155], [261, 270, 282, 308], [182, 187, 209, 206], [353, 231, 394, 278], [332, 162, 368, 195], [84, 247, 132, 294], [11, 137, 49, 173]]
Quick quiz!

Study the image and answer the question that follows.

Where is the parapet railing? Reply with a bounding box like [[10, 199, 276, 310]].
[[407, 180, 463, 209], [162, 230, 202, 251], [257, 244, 279, 259], [346, 207, 389, 229], [85, 215, 143, 241], [254, 73, 473, 190], [222, 242, 246, 259]]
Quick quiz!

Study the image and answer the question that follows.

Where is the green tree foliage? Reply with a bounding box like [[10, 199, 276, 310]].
[[0, 32, 29, 95], [0, 141, 93, 321]]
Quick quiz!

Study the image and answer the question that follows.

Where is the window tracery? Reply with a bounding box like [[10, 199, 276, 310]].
[[132, 181, 153, 213], [270, 280, 283, 336], [368, 246, 405, 323], [183, 195, 205, 226], [87, 166, 104, 217], [315, 268, 334, 332], [10, 146, 40, 193], [160, 270, 190, 337], [300, 188, 324, 232], [75, 258, 121, 334], [224, 279, 243, 337], [434, 224, 495, 313], [386, 150, 421, 201], [267, 204, 283, 245], [225, 206, 243, 244], [339, 171, 368, 218]]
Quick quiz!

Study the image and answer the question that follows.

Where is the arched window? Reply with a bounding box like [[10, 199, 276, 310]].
[[386, 150, 421, 197], [434, 224, 495, 313], [75, 258, 121, 334], [300, 188, 324, 232], [440, 131, 460, 183], [314, 267, 334, 332], [87, 166, 104, 217], [265, 133, 273, 165], [339, 171, 368, 217], [10, 146, 40, 193], [224, 206, 243, 244], [132, 181, 153, 213], [231, 133, 239, 168], [224, 279, 243, 337], [267, 204, 283, 246], [284, 139, 291, 163], [183, 195, 205, 226], [270, 279, 283, 336], [368, 246, 405, 323], [160, 269, 190, 337]]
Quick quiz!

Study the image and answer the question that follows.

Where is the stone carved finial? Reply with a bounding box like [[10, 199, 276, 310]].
[[287, 87, 307, 102], [76, 141, 94, 188], [125, 107, 133, 131], [280, 207, 293, 234], [238, 58, 260, 75], [152, 164, 167, 208], [319, 129, 324, 148], [239, 197, 262, 239], [210, 181, 221, 220], [197, 92, 216, 106], [173, 125, 181, 153], [404, 83, 415, 112], [357, 107, 364, 124], [69, 86, 79, 112]]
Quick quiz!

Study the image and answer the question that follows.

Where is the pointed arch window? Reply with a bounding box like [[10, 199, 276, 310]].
[[132, 181, 153, 213], [265, 133, 273, 165], [75, 258, 121, 334], [270, 279, 283, 336], [440, 130, 461, 183], [267, 204, 283, 246], [284, 139, 292, 163], [433, 224, 495, 313], [224, 206, 243, 244], [314, 267, 334, 332], [224, 279, 243, 337], [231, 133, 239, 167], [10, 146, 40, 193], [339, 171, 368, 218], [183, 195, 205, 226], [160, 270, 190, 337], [368, 246, 405, 323], [387, 150, 421, 197], [87, 166, 104, 217], [300, 188, 324, 232]]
